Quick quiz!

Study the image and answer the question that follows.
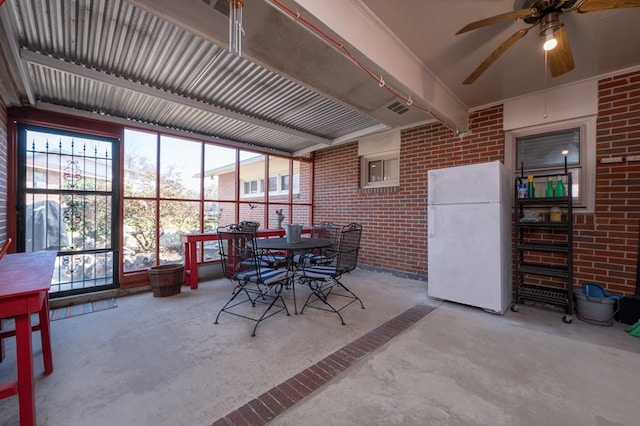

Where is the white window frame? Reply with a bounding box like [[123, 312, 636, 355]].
[[242, 173, 299, 197], [266, 173, 289, 195], [360, 152, 399, 189], [241, 178, 264, 197], [505, 116, 596, 212]]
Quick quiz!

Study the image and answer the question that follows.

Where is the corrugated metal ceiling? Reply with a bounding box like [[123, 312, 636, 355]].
[[1, 0, 381, 154]]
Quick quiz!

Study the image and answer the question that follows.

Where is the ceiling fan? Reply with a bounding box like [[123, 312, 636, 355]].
[[457, 0, 640, 84]]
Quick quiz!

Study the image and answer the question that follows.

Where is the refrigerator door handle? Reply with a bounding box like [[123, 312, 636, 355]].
[[428, 206, 434, 238], [428, 173, 436, 205]]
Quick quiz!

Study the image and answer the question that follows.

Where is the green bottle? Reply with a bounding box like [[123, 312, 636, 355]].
[[527, 175, 535, 198], [555, 176, 565, 197], [545, 177, 554, 197]]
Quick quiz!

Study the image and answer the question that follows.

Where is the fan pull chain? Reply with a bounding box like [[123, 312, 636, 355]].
[[544, 50, 549, 119]]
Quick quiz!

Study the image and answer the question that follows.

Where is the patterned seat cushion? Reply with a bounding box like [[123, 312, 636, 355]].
[[260, 255, 287, 267], [235, 267, 288, 285], [301, 265, 337, 279], [292, 253, 313, 266], [293, 253, 333, 266], [309, 255, 333, 265]]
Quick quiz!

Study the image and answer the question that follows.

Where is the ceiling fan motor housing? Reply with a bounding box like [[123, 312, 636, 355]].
[[539, 12, 561, 36], [522, 0, 578, 24]]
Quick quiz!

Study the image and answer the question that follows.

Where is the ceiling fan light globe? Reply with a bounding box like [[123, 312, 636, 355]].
[[543, 37, 557, 51], [543, 28, 557, 51]]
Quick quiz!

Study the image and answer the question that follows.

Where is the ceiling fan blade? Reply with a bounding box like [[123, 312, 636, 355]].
[[547, 25, 575, 77], [456, 8, 537, 34], [576, 0, 640, 13], [463, 27, 532, 85]]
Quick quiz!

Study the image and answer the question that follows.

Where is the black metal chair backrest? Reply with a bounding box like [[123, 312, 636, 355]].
[[311, 222, 341, 245], [217, 224, 257, 280], [335, 223, 362, 275], [310, 222, 340, 258]]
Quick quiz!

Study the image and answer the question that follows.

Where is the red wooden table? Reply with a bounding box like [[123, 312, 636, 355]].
[[181, 228, 311, 289], [0, 251, 57, 426]]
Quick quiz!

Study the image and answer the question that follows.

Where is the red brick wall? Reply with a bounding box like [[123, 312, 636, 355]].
[[573, 71, 640, 295], [314, 72, 640, 295], [218, 171, 236, 201], [314, 105, 506, 279]]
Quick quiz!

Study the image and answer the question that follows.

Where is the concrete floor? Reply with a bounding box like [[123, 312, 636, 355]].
[[1, 269, 639, 426]]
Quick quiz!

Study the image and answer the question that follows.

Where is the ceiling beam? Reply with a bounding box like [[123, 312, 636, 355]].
[[20, 49, 334, 146], [0, 5, 35, 106], [283, 0, 469, 133], [34, 102, 294, 157], [293, 122, 390, 157]]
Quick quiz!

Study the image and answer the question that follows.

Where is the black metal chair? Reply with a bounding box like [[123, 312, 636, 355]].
[[299, 223, 365, 324], [293, 222, 340, 267], [239, 221, 286, 268], [215, 224, 290, 336]]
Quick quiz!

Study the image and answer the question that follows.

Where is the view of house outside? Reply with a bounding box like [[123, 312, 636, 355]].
[[123, 129, 312, 273], [19, 124, 313, 295]]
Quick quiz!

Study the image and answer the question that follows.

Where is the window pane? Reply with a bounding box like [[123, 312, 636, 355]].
[[216, 201, 237, 229], [240, 151, 265, 201], [383, 158, 399, 180], [159, 200, 200, 264], [123, 199, 156, 272], [269, 155, 283, 195], [24, 193, 68, 252], [269, 176, 277, 192], [516, 128, 580, 170], [26, 129, 113, 192], [281, 175, 290, 191], [368, 160, 383, 182], [240, 202, 263, 229], [569, 168, 580, 199], [269, 204, 288, 229], [204, 201, 224, 232], [203, 202, 237, 261], [292, 205, 311, 227], [160, 135, 201, 199], [293, 160, 310, 204], [204, 144, 236, 200], [124, 129, 157, 197]]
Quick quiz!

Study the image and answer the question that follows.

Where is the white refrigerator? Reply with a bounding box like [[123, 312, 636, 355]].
[[427, 161, 513, 314]]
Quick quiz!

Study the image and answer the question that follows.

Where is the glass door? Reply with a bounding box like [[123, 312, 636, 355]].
[[17, 125, 119, 297]]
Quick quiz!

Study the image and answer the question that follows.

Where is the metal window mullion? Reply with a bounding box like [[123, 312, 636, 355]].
[[156, 133, 162, 266]]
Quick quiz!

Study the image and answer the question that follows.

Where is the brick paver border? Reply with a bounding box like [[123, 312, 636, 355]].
[[211, 303, 436, 426]]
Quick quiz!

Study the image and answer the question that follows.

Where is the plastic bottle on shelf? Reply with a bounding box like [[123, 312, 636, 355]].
[[518, 182, 527, 199], [527, 175, 535, 198], [555, 176, 565, 197], [545, 177, 554, 197]]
